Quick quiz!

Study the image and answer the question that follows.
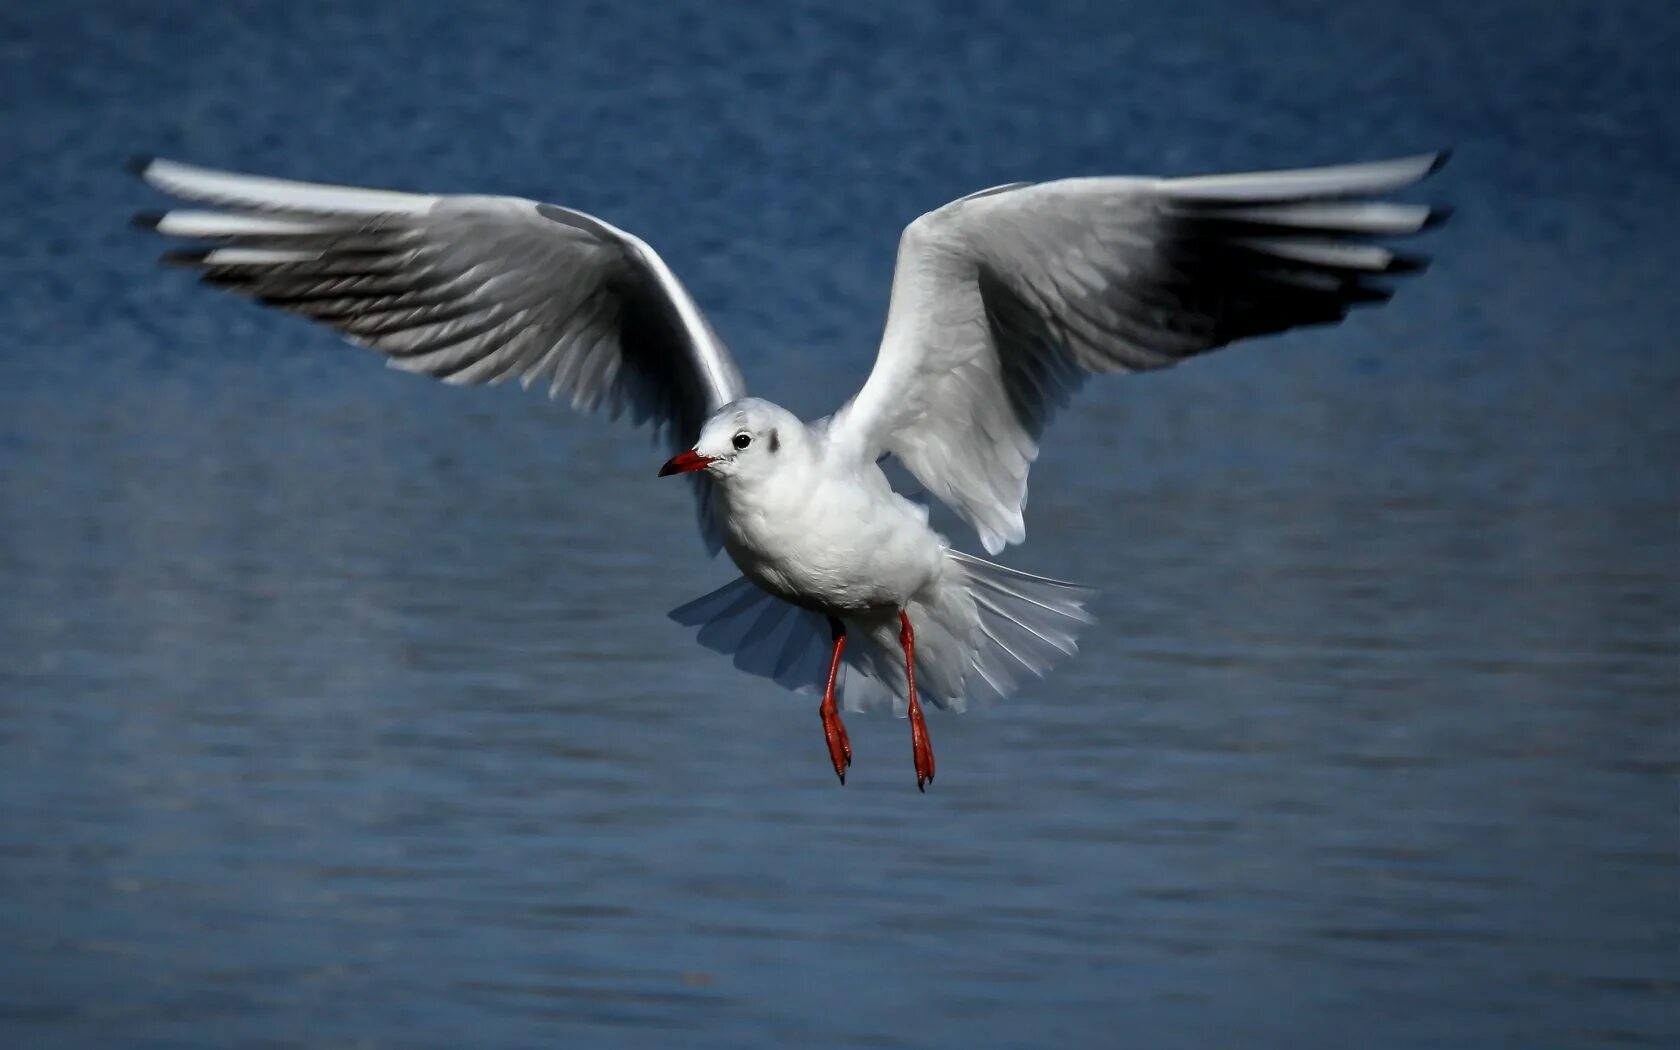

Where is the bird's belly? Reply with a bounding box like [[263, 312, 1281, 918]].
[[722, 490, 941, 616]]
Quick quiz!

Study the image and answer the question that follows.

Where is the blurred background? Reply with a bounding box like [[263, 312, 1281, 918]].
[[2, 1, 1676, 1047]]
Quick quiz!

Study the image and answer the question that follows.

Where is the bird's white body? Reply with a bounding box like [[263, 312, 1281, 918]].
[[708, 407, 943, 617], [132, 151, 1448, 785]]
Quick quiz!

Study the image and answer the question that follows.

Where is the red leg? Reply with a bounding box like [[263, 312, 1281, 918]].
[[819, 616, 852, 784], [899, 610, 935, 791]]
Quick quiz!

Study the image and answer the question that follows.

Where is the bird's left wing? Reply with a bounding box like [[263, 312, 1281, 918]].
[[827, 154, 1449, 553], [132, 157, 747, 551]]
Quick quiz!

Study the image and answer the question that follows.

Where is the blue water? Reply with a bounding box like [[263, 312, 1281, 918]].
[[2, 2, 1677, 1047]]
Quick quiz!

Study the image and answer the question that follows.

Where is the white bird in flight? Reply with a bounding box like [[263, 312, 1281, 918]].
[[132, 151, 1448, 790]]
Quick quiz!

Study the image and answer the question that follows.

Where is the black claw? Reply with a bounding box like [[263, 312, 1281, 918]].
[[917, 778, 926, 793], [838, 771, 846, 786]]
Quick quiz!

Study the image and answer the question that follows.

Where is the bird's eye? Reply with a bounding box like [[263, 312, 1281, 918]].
[[732, 433, 752, 451]]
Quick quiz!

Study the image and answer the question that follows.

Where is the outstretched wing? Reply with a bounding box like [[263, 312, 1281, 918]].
[[828, 153, 1450, 553], [131, 157, 748, 550]]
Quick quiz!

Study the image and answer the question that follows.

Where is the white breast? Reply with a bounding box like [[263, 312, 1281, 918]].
[[718, 459, 945, 616]]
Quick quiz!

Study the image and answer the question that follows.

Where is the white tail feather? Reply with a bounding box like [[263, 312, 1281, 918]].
[[941, 550, 1094, 707], [668, 550, 1094, 715]]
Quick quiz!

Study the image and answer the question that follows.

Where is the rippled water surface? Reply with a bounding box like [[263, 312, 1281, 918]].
[[3, 2, 1677, 1047]]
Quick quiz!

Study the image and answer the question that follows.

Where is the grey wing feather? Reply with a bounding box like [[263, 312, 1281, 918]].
[[670, 577, 831, 694], [132, 158, 747, 552], [830, 152, 1450, 553], [669, 576, 901, 712]]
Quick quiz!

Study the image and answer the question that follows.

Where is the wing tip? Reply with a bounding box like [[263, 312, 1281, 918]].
[[130, 210, 166, 231], [1346, 283, 1396, 306], [1394, 149, 1451, 184], [160, 247, 210, 268], [125, 154, 156, 179], [1421, 204, 1455, 231]]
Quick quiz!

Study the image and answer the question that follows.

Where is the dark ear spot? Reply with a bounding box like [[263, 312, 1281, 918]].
[[768, 428, 780, 453]]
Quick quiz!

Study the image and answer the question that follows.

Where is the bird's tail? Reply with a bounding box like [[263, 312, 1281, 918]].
[[925, 550, 1096, 711], [668, 551, 1094, 715], [832, 550, 1096, 715]]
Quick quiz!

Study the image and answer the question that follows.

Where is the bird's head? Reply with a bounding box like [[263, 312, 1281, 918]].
[[659, 398, 801, 484]]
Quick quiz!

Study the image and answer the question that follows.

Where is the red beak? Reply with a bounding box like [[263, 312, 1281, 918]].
[[658, 449, 715, 477]]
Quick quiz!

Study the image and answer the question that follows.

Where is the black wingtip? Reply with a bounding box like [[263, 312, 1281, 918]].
[[1386, 253, 1430, 276], [125, 154, 155, 179], [131, 211, 165, 231], [1426, 149, 1453, 177], [1346, 284, 1396, 307], [1421, 205, 1455, 231], [160, 248, 210, 268]]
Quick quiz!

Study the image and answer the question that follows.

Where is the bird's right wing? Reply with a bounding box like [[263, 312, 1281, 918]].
[[827, 154, 1449, 553], [132, 157, 748, 551]]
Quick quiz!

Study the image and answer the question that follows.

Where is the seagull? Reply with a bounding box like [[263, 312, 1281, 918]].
[[131, 151, 1448, 790]]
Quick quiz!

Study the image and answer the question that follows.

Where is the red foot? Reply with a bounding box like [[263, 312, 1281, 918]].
[[820, 703, 852, 783], [900, 611, 936, 791], [908, 696, 935, 790], [819, 618, 852, 785]]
